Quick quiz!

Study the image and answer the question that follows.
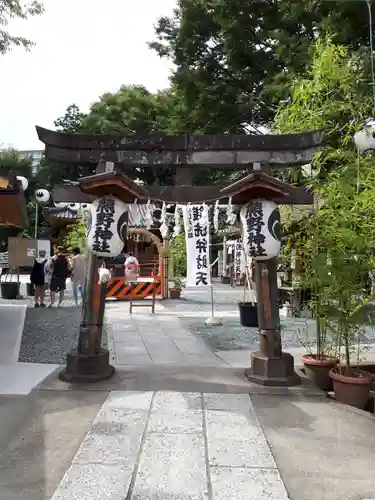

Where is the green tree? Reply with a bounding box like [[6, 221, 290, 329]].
[[150, 0, 374, 134], [53, 86, 184, 185], [274, 38, 375, 371], [54, 104, 87, 134], [64, 215, 87, 254], [0, 0, 44, 54]]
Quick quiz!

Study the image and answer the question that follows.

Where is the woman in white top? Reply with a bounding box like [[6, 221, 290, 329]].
[[71, 247, 87, 306], [124, 252, 140, 282]]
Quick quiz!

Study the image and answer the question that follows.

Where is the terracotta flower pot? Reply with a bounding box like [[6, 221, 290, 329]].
[[329, 368, 373, 409], [169, 288, 181, 299], [302, 354, 338, 392]]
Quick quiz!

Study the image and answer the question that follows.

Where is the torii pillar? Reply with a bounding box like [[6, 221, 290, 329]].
[[221, 171, 301, 386], [59, 167, 148, 383]]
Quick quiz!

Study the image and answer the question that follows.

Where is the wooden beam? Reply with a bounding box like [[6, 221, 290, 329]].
[[44, 144, 320, 167], [36, 126, 325, 152], [52, 183, 313, 205]]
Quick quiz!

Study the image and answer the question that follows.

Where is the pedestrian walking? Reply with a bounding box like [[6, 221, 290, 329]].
[[71, 247, 86, 306], [49, 248, 69, 307], [30, 257, 47, 308]]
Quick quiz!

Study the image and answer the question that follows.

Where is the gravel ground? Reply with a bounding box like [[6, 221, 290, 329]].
[[178, 310, 375, 352], [19, 306, 108, 364]]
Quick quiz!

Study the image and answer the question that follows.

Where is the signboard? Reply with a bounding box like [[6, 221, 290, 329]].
[[8, 238, 51, 267], [182, 204, 211, 287]]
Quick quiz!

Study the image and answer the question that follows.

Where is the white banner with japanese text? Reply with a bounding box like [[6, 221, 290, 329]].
[[234, 239, 246, 279], [182, 204, 211, 287]]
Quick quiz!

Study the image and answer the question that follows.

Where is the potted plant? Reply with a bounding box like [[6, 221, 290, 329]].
[[170, 276, 184, 299], [300, 316, 339, 392], [296, 158, 375, 407], [238, 264, 258, 327], [1, 269, 20, 300]]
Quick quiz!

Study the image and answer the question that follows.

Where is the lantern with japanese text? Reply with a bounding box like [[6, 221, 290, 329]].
[[87, 195, 128, 257], [240, 200, 281, 260]]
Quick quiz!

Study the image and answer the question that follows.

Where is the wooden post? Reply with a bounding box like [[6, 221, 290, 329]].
[[246, 259, 300, 386], [58, 162, 115, 383]]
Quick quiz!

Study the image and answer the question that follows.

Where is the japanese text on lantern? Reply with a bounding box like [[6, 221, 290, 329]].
[[92, 197, 115, 254], [246, 201, 266, 258]]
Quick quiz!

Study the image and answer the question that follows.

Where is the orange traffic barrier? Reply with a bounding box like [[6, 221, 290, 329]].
[[105, 276, 162, 300]]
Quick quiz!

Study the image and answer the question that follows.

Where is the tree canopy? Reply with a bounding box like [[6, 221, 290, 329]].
[[0, 0, 44, 54], [150, 0, 374, 134], [52, 85, 185, 185]]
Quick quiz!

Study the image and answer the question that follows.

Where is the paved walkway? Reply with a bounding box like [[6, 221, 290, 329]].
[[1, 384, 375, 500], [1, 282, 375, 499], [50, 391, 288, 500]]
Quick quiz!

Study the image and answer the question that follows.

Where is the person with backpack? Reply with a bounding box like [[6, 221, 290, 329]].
[[30, 256, 47, 308], [49, 248, 69, 307]]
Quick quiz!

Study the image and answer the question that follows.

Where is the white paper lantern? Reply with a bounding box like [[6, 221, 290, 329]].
[[354, 125, 375, 153], [35, 189, 50, 203], [87, 195, 128, 257], [240, 200, 281, 261], [16, 176, 28, 191]]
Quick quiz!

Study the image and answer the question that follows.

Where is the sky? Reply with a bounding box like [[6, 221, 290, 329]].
[[0, 0, 177, 150]]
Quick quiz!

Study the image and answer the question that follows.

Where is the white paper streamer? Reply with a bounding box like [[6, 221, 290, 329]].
[[213, 200, 220, 232]]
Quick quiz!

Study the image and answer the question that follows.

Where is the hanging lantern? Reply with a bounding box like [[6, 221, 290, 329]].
[[240, 200, 281, 260], [16, 176, 28, 191], [35, 189, 50, 203], [354, 124, 375, 153], [87, 195, 128, 257]]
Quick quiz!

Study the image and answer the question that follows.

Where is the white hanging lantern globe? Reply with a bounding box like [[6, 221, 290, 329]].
[[240, 199, 281, 261], [35, 189, 50, 203], [354, 125, 375, 153], [87, 195, 129, 257], [16, 176, 28, 191], [54, 202, 69, 209]]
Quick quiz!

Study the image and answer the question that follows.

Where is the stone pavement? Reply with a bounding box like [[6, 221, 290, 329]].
[[2, 384, 375, 500], [50, 391, 289, 500], [1, 282, 375, 499]]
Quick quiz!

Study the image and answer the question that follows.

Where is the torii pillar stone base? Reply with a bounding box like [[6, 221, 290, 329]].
[[245, 258, 301, 387]]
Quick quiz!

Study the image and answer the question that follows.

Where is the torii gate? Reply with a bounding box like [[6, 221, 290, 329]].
[[36, 126, 325, 386]]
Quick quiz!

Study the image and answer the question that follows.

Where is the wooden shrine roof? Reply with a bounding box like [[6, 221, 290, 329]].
[[0, 174, 29, 228]]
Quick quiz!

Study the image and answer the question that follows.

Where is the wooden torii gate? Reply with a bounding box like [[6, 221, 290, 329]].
[[36, 126, 325, 386]]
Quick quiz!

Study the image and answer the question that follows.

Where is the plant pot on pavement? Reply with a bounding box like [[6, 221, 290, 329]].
[[1, 281, 20, 300], [170, 288, 181, 299], [302, 354, 338, 392], [238, 302, 258, 327], [329, 368, 373, 409], [26, 283, 35, 297]]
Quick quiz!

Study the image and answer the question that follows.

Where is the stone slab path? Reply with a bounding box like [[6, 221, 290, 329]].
[[50, 391, 289, 500], [106, 302, 226, 367]]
